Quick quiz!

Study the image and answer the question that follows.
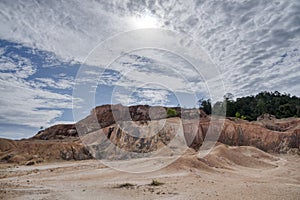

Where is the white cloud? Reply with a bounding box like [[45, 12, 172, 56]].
[[112, 88, 171, 106], [0, 74, 72, 127], [0, 0, 135, 62], [0, 53, 36, 78], [35, 77, 74, 90], [0, 0, 300, 139], [1, 0, 299, 98], [0, 45, 74, 129], [76, 49, 210, 106]]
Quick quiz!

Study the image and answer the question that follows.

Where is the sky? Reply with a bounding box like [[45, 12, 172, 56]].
[[0, 0, 299, 139]]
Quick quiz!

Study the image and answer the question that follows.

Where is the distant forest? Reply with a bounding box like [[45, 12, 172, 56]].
[[199, 91, 300, 121]]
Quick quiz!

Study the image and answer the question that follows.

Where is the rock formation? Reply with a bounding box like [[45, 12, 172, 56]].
[[1, 104, 299, 164]]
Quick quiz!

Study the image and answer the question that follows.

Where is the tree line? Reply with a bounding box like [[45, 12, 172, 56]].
[[198, 91, 300, 121]]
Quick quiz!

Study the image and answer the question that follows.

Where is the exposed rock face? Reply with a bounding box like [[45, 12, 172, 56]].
[[81, 118, 185, 160], [76, 104, 206, 135], [33, 124, 78, 140], [181, 116, 300, 153], [217, 119, 300, 153], [257, 113, 300, 132], [1, 105, 299, 164], [76, 105, 300, 156], [88, 116, 300, 155], [0, 138, 92, 164], [257, 113, 277, 121]]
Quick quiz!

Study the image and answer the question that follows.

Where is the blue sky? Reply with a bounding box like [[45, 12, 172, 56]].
[[0, 0, 300, 139]]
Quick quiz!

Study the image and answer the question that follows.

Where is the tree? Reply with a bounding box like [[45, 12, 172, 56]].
[[198, 99, 211, 115], [224, 93, 234, 101], [198, 91, 300, 121]]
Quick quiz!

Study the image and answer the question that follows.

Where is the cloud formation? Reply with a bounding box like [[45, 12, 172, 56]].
[[0, 0, 299, 138], [1, 0, 299, 97], [0, 40, 76, 130]]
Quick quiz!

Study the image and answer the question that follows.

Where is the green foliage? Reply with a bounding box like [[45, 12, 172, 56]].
[[199, 91, 300, 121], [235, 111, 246, 120], [241, 115, 247, 120], [235, 112, 241, 118], [166, 108, 178, 117]]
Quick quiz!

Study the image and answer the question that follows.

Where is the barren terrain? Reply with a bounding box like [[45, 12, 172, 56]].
[[1, 144, 299, 200]]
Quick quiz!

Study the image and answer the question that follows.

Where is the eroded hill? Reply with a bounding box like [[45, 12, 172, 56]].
[[1, 105, 299, 165]]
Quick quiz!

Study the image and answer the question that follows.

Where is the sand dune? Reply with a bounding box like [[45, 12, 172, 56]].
[[203, 144, 278, 169]]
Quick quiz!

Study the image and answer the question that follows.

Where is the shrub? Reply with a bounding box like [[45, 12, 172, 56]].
[[167, 108, 178, 118], [241, 115, 247, 120], [235, 112, 241, 118]]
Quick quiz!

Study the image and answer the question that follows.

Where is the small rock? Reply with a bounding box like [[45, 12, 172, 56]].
[[25, 161, 35, 166]]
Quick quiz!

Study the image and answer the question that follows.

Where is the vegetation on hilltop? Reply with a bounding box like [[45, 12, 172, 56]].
[[199, 91, 300, 121]]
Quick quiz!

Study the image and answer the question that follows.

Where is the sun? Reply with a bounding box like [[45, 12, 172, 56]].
[[130, 14, 160, 29]]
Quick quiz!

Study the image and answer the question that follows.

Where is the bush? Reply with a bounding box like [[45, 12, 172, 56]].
[[235, 112, 241, 118], [235, 112, 246, 120], [166, 108, 178, 118]]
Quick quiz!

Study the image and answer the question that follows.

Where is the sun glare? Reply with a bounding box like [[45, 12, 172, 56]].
[[131, 14, 160, 29]]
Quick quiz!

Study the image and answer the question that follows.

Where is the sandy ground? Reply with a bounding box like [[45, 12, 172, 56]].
[[1, 146, 300, 200]]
